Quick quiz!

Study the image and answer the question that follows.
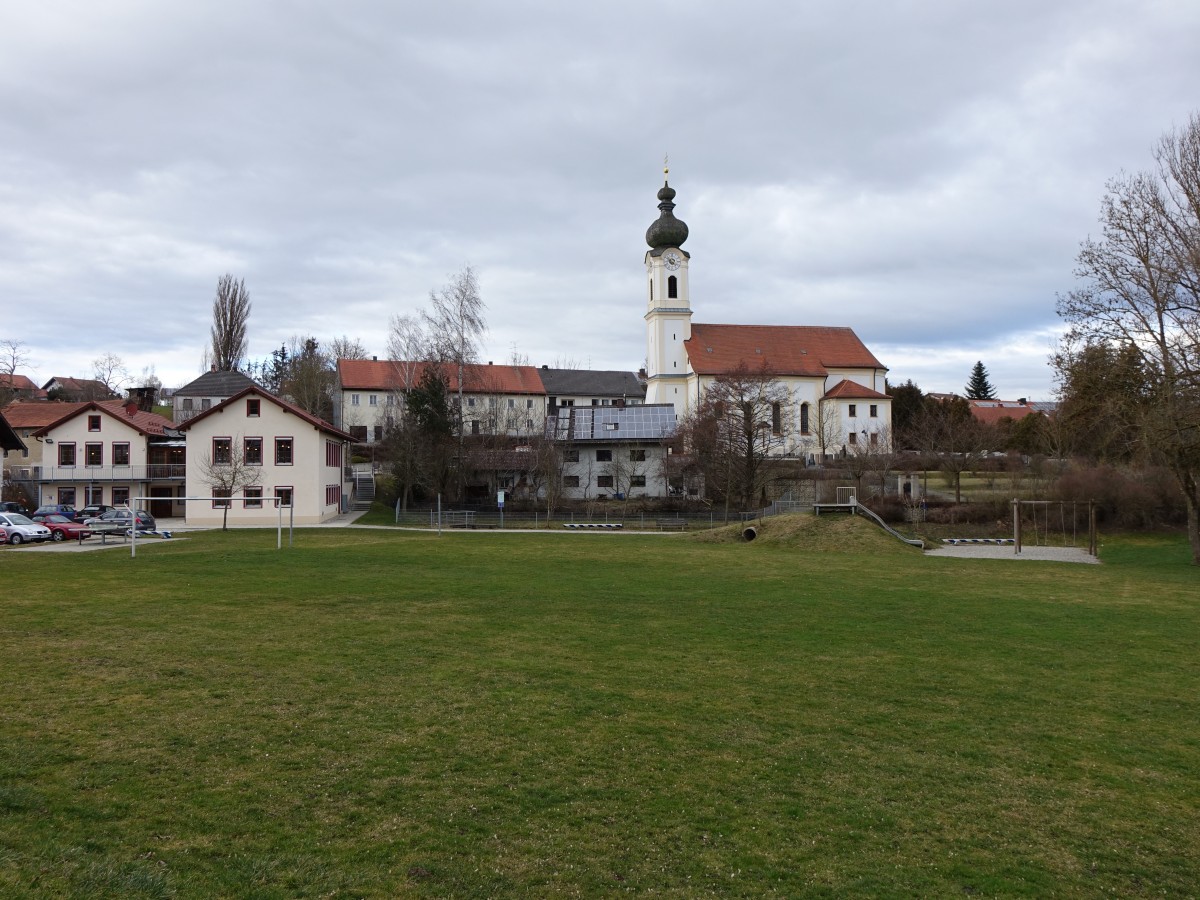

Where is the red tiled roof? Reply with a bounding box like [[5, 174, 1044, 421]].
[[176, 386, 354, 440], [823, 379, 890, 400], [338, 359, 546, 395], [29, 400, 174, 437], [0, 374, 40, 393], [2, 401, 90, 429], [968, 400, 1039, 426], [685, 324, 885, 377]]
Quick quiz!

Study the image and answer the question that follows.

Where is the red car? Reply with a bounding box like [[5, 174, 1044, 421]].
[[31, 513, 92, 542]]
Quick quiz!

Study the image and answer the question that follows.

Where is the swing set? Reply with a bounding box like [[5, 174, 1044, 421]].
[[1011, 499, 1098, 556]]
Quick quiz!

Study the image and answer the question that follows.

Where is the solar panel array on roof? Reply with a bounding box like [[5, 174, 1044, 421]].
[[546, 404, 676, 442]]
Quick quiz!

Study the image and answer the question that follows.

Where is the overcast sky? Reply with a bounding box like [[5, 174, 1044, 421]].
[[3, 0, 1198, 401]]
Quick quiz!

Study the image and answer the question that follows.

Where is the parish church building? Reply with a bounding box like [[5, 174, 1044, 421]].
[[642, 175, 892, 459]]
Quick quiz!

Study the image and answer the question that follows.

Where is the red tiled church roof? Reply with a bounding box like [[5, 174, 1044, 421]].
[[685, 325, 885, 377], [823, 379, 890, 400], [338, 359, 546, 395]]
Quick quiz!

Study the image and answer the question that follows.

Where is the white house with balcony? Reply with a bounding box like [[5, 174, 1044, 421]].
[[24, 400, 182, 516]]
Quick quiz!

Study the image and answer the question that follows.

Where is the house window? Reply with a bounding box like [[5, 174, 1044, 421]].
[[325, 484, 340, 506], [111, 486, 129, 506], [668, 275, 678, 298], [213, 437, 232, 465], [630, 475, 646, 487], [373, 426, 383, 442], [369, 394, 378, 406], [848, 404, 857, 418], [488, 397, 497, 408], [508, 398, 515, 409], [471, 420, 480, 435], [85, 485, 103, 505], [247, 398, 261, 417], [244, 486, 263, 508], [85, 443, 103, 467], [182, 398, 194, 411], [848, 432, 858, 445], [629, 449, 646, 461], [350, 426, 367, 442], [351, 394, 360, 406], [88, 415, 101, 432], [527, 399, 534, 408], [274, 486, 293, 508], [213, 488, 232, 509], [59, 443, 76, 467], [596, 449, 612, 462], [498, 475, 514, 489], [870, 404, 878, 418], [201, 398, 211, 410], [275, 437, 294, 465], [592, 399, 600, 406], [597, 475, 614, 488], [870, 432, 879, 446], [563, 475, 580, 488], [113, 443, 130, 466], [467, 397, 476, 407], [244, 437, 263, 465], [325, 440, 342, 468], [526, 419, 534, 430], [771, 402, 782, 435], [563, 449, 579, 462], [59, 487, 76, 506]]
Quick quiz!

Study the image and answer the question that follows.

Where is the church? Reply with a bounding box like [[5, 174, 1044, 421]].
[[641, 174, 892, 459]]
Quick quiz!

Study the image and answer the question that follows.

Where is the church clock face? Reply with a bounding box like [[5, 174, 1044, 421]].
[[663, 251, 681, 271]]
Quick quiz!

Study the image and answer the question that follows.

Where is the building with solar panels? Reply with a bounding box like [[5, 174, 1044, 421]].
[[544, 403, 677, 500]]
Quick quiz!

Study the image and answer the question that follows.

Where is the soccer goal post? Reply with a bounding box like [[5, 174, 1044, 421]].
[[126, 496, 293, 559]]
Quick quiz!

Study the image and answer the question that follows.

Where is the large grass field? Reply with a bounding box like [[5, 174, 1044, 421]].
[[1, 519, 1197, 897]]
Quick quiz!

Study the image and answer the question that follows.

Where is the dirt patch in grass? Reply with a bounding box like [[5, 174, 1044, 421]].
[[689, 511, 923, 555]]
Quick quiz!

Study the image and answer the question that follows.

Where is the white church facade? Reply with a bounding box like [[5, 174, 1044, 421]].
[[642, 175, 892, 459]]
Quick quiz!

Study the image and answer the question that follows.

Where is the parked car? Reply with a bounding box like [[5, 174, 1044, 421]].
[[31, 513, 92, 542], [76, 504, 114, 522], [84, 508, 156, 532], [0, 512, 53, 545], [34, 504, 78, 521], [1, 500, 30, 516]]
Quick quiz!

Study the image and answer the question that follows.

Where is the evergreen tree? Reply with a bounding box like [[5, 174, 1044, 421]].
[[964, 361, 996, 399]]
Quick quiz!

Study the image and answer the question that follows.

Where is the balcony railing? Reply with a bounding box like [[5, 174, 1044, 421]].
[[8, 464, 186, 482]]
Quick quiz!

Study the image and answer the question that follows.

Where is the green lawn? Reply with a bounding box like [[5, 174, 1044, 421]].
[[1, 521, 1197, 897]]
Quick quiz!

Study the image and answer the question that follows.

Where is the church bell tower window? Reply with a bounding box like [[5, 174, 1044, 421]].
[[668, 275, 678, 299]]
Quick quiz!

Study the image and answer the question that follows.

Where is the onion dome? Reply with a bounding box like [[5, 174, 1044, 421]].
[[645, 180, 689, 250]]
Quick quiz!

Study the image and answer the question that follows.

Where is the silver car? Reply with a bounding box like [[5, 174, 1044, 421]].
[[0, 513, 53, 545]]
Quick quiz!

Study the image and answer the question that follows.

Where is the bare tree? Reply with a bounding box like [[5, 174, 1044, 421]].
[[198, 435, 262, 530], [281, 336, 335, 421], [0, 339, 31, 406], [423, 266, 487, 496], [210, 274, 251, 372], [92, 353, 129, 395], [1056, 113, 1200, 562], [329, 335, 369, 361]]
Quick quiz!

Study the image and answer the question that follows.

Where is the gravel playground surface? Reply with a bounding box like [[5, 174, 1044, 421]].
[[925, 544, 1100, 564]]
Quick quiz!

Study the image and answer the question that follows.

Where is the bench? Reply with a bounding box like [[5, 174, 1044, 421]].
[[562, 523, 623, 529], [656, 518, 688, 531], [88, 524, 130, 544], [942, 538, 1014, 545]]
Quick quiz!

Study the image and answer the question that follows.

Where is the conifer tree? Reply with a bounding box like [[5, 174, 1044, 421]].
[[964, 361, 996, 399]]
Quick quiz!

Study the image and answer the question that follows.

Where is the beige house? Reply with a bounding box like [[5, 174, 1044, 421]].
[[178, 386, 352, 526]]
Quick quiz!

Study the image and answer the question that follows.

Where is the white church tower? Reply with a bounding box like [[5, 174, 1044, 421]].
[[644, 171, 692, 410]]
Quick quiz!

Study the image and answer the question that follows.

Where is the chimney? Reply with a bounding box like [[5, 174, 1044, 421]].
[[210, 364, 217, 372], [372, 355, 377, 361], [1018, 398, 1027, 405]]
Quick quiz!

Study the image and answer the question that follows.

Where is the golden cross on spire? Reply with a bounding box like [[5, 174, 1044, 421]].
[[663, 153, 669, 176]]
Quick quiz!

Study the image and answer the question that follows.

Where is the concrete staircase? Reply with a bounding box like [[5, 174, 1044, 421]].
[[352, 469, 375, 511]]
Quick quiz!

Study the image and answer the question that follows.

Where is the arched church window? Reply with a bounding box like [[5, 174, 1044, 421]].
[[649, 279, 653, 301], [668, 275, 678, 299], [800, 403, 810, 434]]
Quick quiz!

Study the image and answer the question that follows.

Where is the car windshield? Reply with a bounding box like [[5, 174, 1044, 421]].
[[44, 515, 73, 524], [8, 514, 34, 525]]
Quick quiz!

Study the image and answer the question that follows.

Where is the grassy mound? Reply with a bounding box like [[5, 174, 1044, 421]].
[[689, 510, 923, 554]]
